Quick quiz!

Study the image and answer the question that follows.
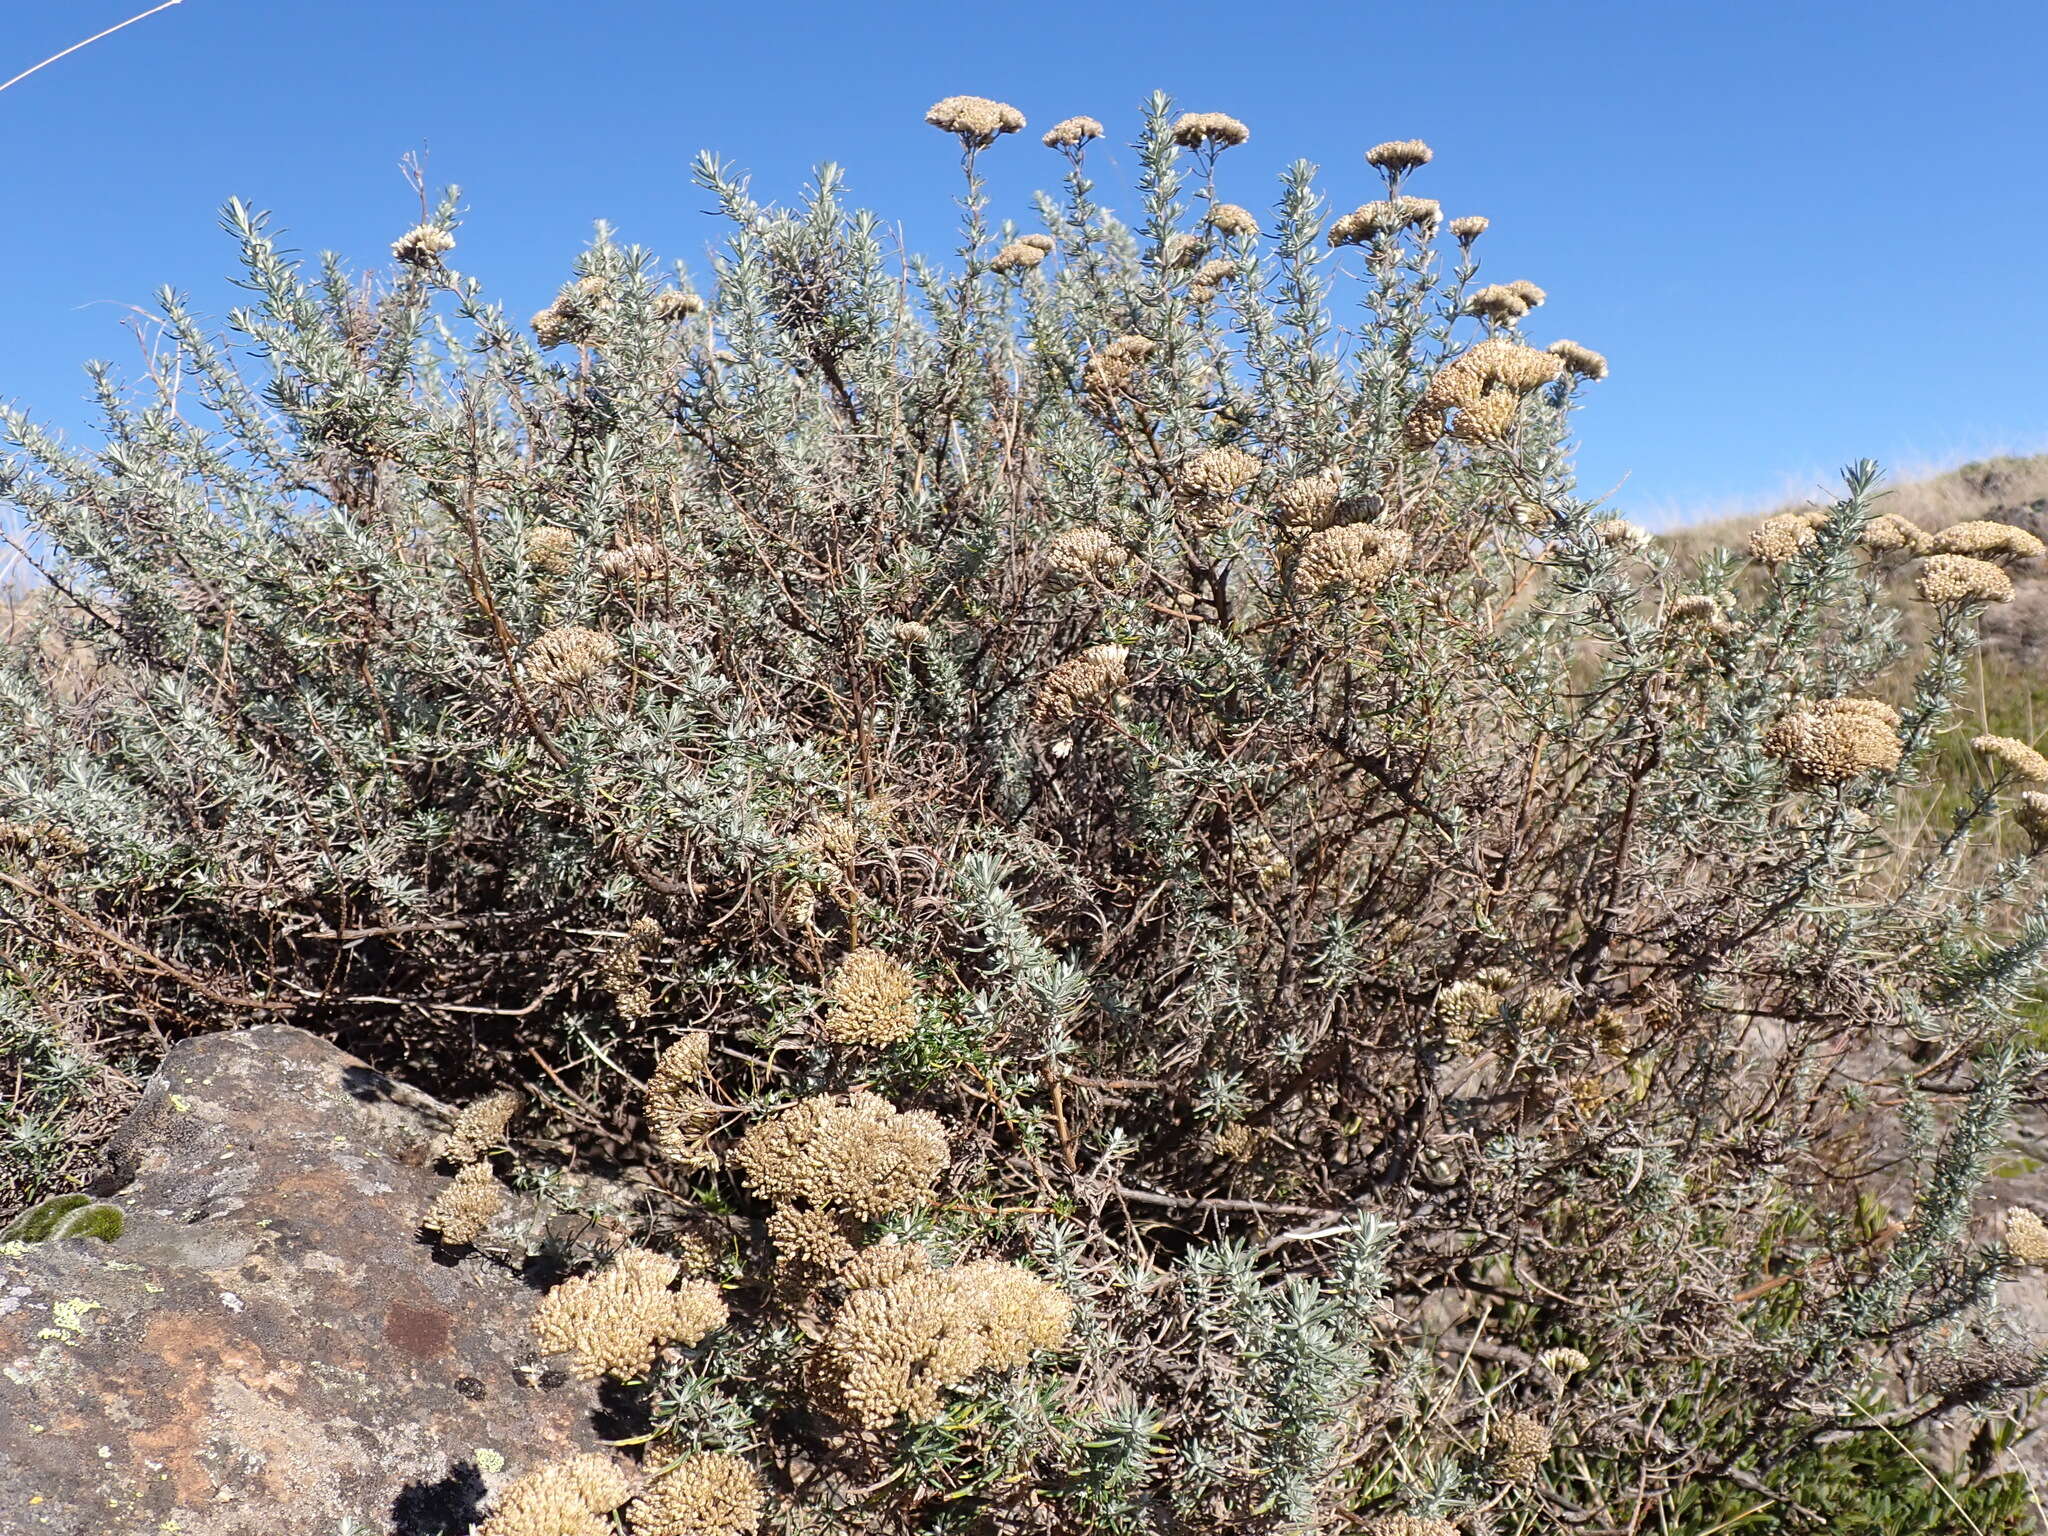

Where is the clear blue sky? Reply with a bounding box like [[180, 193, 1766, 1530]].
[[4, 0, 2045, 525]]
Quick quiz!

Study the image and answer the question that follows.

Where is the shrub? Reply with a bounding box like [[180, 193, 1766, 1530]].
[[3, 91, 2045, 1530]]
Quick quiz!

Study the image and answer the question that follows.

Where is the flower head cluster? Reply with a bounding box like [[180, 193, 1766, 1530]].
[[1466, 283, 1534, 322], [479, 1455, 632, 1536], [522, 626, 621, 694], [1925, 520, 2047, 561], [1274, 465, 1347, 531], [522, 524, 578, 576], [434, 1087, 524, 1163], [1972, 734, 2048, 784], [1763, 698, 1903, 784], [626, 1453, 762, 1536], [1448, 214, 1490, 242], [810, 1257, 1073, 1427], [1189, 258, 1239, 302], [1082, 335, 1155, 398], [531, 275, 611, 348], [1359, 1519, 1457, 1536], [1860, 512, 1927, 553], [841, 1240, 934, 1291], [533, 1246, 728, 1380], [1207, 202, 1259, 236], [731, 1091, 948, 1218], [1409, 339, 1564, 446], [422, 1161, 504, 1247], [645, 1032, 719, 1167], [991, 238, 1050, 273], [821, 946, 920, 1046], [1180, 445, 1262, 500], [1595, 518, 1650, 552], [1917, 553, 2015, 605], [1296, 523, 1411, 599], [652, 289, 705, 322], [1041, 115, 1103, 148], [1043, 525, 1128, 582], [1489, 1411, 1553, 1484], [1749, 512, 1821, 564], [925, 95, 1025, 146], [1032, 644, 1130, 727], [1171, 111, 1249, 149], [391, 224, 455, 266], [1328, 196, 1439, 246], [598, 540, 669, 585], [2006, 1207, 2048, 1264], [767, 1204, 860, 1282], [1546, 339, 1609, 380], [1365, 138, 1433, 173], [2017, 790, 2048, 851]]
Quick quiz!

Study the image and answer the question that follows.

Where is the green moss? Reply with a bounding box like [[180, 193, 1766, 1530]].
[[0, 1194, 123, 1244]]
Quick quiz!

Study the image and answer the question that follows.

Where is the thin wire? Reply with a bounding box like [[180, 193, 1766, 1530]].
[[0, 2, 185, 98]]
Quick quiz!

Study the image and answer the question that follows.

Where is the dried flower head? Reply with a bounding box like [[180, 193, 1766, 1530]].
[[626, 1453, 762, 1536], [2017, 790, 2048, 851], [1460, 337, 1565, 392], [479, 1455, 633, 1536], [1538, 1345, 1592, 1378], [1171, 111, 1249, 149], [1436, 977, 1505, 1049], [521, 524, 578, 575], [652, 289, 705, 322], [1973, 733, 2048, 784], [1359, 1519, 1457, 1536], [422, 1161, 504, 1247], [925, 95, 1026, 145], [434, 1088, 525, 1163], [1595, 519, 1650, 552], [1192, 257, 1240, 289], [1917, 553, 2015, 605], [1328, 202, 1396, 246], [1181, 445, 1262, 499], [646, 1034, 719, 1168], [1019, 233, 1056, 253], [533, 1246, 728, 1380], [1033, 644, 1130, 727], [2006, 1207, 2048, 1265], [531, 305, 584, 349], [1490, 1411, 1553, 1484], [1763, 698, 1903, 784], [732, 1090, 948, 1218], [810, 1258, 1073, 1427], [991, 240, 1049, 273], [767, 1203, 860, 1280], [822, 947, 920, 1046], [1858, 513, 1926, 553], [1083, 335, 1156, 397], [392, 224, 455, 266], [1296, 523, 1411, 598], [1749, 513, 1819, 564], [1466, 284, 1532, 323], [1402, 404, 1448, 448], [1273, 465, 1347, 531], [1044, 525, 1128, 582], [1365, 138, 1434, 173], [1448, 215, 1490, 242], [1207, 202, 1260, 237], [840, 1240, 932, 1291], [1449, 390, 1520, 443], [1506, 279, 1547, 308], [1546, 339, 1609, 380], [1041, 115, 1104, 148], [1926, 520, 2048, 561], [892, 620, 932, 646], [1393, 194, 1442, 233], [1160, 231, 1208, 270], [598, 540, 669, 583], [522, 627, 622, 693]]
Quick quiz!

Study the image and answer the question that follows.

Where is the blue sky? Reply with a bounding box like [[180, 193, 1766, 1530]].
[[3, 0, 2044, 525]]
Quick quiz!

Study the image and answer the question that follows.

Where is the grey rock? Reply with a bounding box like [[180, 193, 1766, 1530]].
[[0, 1025, 631, 1535]]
